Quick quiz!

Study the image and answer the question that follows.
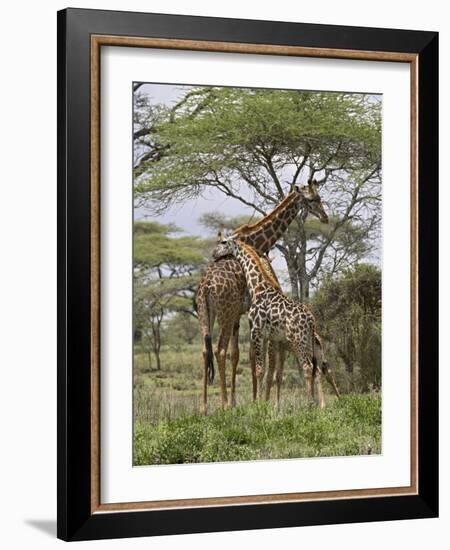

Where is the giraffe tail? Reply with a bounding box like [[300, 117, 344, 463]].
[[312, 331, 320, 378], [313, 331, 340, 398], [197, 289, 215, 385], [205, 334, 215, 385]]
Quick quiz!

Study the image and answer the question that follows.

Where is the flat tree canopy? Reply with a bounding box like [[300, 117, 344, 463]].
[[134, 87, 381, 300]]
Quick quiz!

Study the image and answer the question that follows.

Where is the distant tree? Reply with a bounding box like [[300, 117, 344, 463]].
[[198, 212, 257, 234], [134, 87, 381, 300], [134, 221, 207, 369], [134, 220, 206, 277], [164, 312, 200, 349], [311, 264, 382, 391]]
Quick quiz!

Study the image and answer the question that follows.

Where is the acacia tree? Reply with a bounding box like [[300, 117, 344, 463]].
[[133, 89, 169, 176], [134, 87, 381, 300], [134, 221, 207, 369]]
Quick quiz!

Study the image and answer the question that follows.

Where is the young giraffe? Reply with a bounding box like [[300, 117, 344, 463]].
[[196, 182, 328, 413], [256, 255, 339, 405], [218, 238, 338, 408]]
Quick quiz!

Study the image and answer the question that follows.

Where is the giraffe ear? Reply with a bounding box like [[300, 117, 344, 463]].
[[217, 229, 224, 241]]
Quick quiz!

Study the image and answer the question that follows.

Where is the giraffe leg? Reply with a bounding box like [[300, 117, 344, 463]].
[[229, 322, 240, 408], [250, 329, 265, 400], [313, 363, 325, 409], [257, 338, 267, 399], [302, 361, 315, 403], [265, 341, 277, 401], [275, 345, 286, 410], [201, 349, 208, 415], [215, 326, 232, 408], [249, 342, 257, 401], [197, 291, 215, 415], [199, 327, 214, 416]]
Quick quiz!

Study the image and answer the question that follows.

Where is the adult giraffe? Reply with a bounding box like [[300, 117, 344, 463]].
[[195, 181, 328, 413]]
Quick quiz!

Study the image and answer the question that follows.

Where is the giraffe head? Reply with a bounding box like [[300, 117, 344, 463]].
[[213, 235, 245, 261], [212, 230, 233, 260], [297, 180, 329, 224], [211, 181, 328, 260], [213, 237, 246, 270]]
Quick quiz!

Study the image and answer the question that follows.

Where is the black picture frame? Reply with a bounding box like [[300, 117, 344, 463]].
[[57, 7, 438, 542]]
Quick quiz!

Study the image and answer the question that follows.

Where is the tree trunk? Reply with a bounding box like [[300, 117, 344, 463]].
[[151, 313, 163, 370], [155, 349, 162, 371], [141, 330, 153, 370], [338, 333, 356, 390], [286, 256, 300, 300], [297, 251, 309, 303], [296, 214, 309, 303], [282, 216, 309, 302]]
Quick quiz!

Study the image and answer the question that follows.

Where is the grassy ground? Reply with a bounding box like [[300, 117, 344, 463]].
[[133, 344, 381, 466]]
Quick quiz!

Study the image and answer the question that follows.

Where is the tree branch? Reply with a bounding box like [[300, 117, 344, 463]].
[[308, 170, 379, 281]]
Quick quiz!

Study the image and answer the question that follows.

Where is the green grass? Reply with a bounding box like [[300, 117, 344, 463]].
[[134, 395, 381, 465], [133, 345, 381, 466]]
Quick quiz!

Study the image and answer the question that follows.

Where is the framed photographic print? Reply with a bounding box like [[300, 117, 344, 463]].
[[57, 8, 438, 541]]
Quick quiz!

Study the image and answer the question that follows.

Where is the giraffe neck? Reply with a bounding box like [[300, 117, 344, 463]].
[[233, 242, 280, 301], [233, 191, 304, 254], [259, 256, 282, 291]]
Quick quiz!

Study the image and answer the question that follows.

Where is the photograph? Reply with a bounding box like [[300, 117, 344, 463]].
[[132, 83, 383, 466]]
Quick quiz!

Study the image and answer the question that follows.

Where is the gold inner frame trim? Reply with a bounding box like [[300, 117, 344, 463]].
[[90, 34, 419, 514]]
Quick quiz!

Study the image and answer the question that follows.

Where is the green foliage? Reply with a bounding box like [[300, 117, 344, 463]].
[[311, 264, 382, 391], [134, 220, 206, 271], [164, 313, 199, 348], [133, 220, 209, 369], [134, 394, 381, 465], [134, 220, 179, 234], [135, 88, 381, 208], [133, 86, 382, 299], [199, 212, 259, 233]]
